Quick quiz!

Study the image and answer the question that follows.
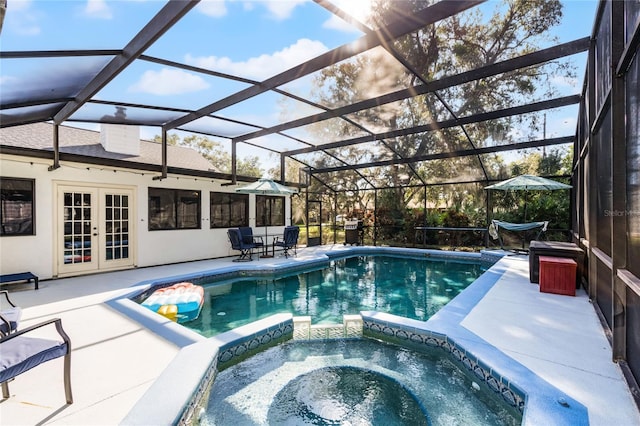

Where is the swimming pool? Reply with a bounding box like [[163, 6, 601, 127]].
[[122, 248, 588, 426], [175, 255, 484, 337]]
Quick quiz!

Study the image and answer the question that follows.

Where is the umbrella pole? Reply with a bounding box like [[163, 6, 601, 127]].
[[522, 191, 528, 250], [263, 205, 272, 257]]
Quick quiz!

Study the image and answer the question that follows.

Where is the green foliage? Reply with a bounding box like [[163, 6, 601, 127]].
[[442, 210, 470, 227], [285, 0, 572, 247], [301, 0, 568, 222], [152, 133, 263, 177]]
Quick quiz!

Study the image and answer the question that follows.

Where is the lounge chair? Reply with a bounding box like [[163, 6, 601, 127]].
[[273, 226, 300, 258], [0, 291, 21, 335], [228, 228, 257, 261], [0, 317, 73, 404]]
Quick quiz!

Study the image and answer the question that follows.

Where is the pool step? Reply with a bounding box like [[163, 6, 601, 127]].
[[293, 314, 363, 340]]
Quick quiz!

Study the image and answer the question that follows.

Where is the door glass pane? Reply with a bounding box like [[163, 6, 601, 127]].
[[105, 194, 130, 261], [63, 191, 92, 264]]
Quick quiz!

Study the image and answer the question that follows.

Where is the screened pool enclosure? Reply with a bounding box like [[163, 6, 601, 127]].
[[0, 0, 639, 409]]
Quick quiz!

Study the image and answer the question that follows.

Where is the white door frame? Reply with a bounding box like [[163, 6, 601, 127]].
[[54, 182, 136, 277]]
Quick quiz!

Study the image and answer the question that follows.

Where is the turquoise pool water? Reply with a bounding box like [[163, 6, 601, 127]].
[[184, 255, 483, 337]]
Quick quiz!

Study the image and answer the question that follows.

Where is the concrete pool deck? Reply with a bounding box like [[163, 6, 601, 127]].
[[1, 246, 639, 425]]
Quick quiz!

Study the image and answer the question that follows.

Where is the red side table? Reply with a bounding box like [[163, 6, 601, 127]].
[[539, 256, 577, 296]]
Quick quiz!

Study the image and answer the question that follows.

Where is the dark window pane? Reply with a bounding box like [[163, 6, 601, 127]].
[[256, 195, 285, 227], [149, 188, 201, 230], [177, 190, 201, 229], [149, 188, 177, 230], [0, 177, 34, 236], [210, 192, 248, 228]]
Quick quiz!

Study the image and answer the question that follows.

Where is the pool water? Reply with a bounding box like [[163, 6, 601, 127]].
[[185, 255, 484, 337], [204, 339, 521, 425]]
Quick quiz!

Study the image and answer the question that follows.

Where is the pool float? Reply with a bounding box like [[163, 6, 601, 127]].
[[141, 282, 204, 323]]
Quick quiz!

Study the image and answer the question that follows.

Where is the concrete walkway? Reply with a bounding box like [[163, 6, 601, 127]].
[[0, 248, 638, 425], [462, 255, 640, 426]]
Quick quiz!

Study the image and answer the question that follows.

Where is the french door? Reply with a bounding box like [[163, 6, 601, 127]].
[[56, 184, 135, 276]]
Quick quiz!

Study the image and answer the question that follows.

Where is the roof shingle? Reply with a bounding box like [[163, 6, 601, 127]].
[[0, 122, 217, 172]]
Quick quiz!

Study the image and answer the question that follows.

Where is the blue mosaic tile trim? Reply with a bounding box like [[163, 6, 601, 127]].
[[480, 249, 507, 268], [216, 320, 294, 367], [362, 317, 526, 414], [179, 356, 218, 425], [326, 246, 482, 264]]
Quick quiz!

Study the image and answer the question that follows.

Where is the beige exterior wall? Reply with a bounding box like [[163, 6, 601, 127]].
[[0, 153, 291, 280]]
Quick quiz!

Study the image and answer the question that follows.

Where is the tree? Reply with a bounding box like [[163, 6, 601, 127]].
[[304, 0, 569, 229], [152, 134, 263, 177]]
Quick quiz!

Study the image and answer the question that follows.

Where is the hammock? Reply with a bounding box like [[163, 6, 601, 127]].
[[489, 220, 548, 251]]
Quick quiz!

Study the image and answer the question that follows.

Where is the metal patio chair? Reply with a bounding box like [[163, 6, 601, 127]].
[[228, 228, 257, 261], [238, 227, 264, 252], [273, 226, 300, 258], [0, 291, 21, 336], [0, 317, 73, 404]]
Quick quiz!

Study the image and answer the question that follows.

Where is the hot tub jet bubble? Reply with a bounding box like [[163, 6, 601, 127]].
[[268, 366, 430, 426]]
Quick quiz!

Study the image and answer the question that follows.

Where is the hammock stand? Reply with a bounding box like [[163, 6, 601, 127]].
[[489, 220, 548, 252]]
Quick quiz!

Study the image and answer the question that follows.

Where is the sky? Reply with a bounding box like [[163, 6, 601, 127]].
[[0, 0, 600, 173]]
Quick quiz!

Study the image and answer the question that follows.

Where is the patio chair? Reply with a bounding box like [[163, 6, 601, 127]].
[[0, 317, 73, 404], [0, 291, 21, 335], [273, 226, 300, 258], [239, 227, 264, 251], [228, 228, 257, 261]]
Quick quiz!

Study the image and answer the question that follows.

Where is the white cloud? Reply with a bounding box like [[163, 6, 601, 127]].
[[7, 0, 32, 11], [197, 0, 307, 20], [4, 0, 41, 36], [129, 68, 210, 95], [186, 38, 328, 80], [198, 0, 227, 18], [0, 75, 18, 86], [263, 0, 307, 20], [322, 14, 362, 33], [83, 0, 112, 19]]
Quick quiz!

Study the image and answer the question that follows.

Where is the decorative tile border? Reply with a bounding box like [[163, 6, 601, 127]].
[[211, 314, 294, 369], [480, 249, 508, 268], [361, 314, 525, 414], [178, 357, 218, 426]]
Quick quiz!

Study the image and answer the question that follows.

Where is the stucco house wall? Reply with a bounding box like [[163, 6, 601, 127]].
[[0, 124, 291, 280]]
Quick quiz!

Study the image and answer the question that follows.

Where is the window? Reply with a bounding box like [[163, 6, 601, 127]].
[[210, 192, 248, 228], [1, 177, 34, 236], [148, 188, 201, 230], [256, 195, 284, 227]]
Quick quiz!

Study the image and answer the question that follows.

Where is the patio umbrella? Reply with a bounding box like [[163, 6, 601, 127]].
[[485, 174, 571, 222], [235, 179, 297, 255]]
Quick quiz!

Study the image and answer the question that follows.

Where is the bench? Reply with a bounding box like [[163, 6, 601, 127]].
[[0, 317, 72, 404], [0, 272, 39, 290]]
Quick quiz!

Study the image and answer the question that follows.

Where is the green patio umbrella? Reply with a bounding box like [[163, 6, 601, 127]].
[[235, 179, 297, 255], [485, 174, 572, 222], [235, 178, 297, 196]]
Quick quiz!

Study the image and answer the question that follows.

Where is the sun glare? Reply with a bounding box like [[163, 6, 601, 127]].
[[331, 0, 375, 25]]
